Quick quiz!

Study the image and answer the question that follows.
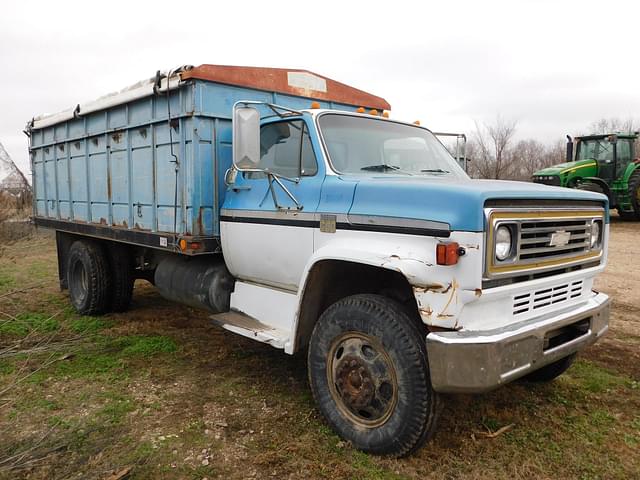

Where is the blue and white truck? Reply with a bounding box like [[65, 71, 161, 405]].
[[27, 65, 610, 456]]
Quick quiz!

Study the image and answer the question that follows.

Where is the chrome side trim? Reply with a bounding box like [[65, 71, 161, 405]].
[[346, 214, 450, 232], [220, 209, 451, 237]]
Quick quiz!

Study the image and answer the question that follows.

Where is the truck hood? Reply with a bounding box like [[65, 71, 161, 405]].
[[347, 176, 608, 232], [534, 159, 596, 176]]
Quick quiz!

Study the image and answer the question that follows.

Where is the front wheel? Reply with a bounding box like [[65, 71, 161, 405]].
[[308, 294, 440, 457]]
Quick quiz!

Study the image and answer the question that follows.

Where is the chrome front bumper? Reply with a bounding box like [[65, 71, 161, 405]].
[[425, 292, 610, 393]]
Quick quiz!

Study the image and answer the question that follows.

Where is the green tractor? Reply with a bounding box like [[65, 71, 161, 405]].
[[532, 132, 640, 219]]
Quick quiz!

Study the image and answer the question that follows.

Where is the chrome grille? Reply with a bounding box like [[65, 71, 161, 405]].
[[485, 207, 605, 279], [518, 219, 590, 262], [513, 280, 583, 315]]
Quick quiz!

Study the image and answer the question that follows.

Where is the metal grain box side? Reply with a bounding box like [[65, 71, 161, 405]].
[[30, 81, 228, 252]]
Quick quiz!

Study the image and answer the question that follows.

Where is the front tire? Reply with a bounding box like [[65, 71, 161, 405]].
[[308, 294, 440, 457], [67, 240, 111, 315], [576, 182, 604, 194]]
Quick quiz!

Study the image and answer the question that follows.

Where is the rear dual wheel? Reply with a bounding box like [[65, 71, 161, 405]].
[[67, 240, 134, 315]]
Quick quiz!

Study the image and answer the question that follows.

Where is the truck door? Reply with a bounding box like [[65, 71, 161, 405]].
[[220, 118, 322, 291]]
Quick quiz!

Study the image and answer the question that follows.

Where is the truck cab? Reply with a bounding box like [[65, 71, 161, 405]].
[[28, 65, 611, 457]]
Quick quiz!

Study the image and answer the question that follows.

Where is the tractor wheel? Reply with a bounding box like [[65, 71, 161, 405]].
[[628, 170, 640, 220], [576, 182, 604, 194], [618, 210, 636, 221]]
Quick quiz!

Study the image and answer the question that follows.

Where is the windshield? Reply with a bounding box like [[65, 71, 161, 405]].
[[576, 139, 613, 162], [318, 114, 468, 178]]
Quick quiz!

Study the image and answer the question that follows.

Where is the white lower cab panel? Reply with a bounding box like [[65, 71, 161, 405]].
[[211, 281, 297, 353]]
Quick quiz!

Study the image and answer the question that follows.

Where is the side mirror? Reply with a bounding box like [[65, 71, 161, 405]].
[[232, 105, 261, 170]]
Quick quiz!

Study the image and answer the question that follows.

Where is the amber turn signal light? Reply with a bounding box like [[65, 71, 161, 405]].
[[436, 242, 461, 265]]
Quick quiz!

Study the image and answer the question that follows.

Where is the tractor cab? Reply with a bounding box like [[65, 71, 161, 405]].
[[575, 134, 634, 183]]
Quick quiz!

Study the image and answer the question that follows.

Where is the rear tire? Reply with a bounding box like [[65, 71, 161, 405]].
[[106, 243, 134, 312], [522, 354, 575, 382], [67, 240, 111, 315], [308, 294, 440, 457], [627, 170, 640, 220]]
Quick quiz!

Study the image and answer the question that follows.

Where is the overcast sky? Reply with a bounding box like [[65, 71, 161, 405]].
[[2, 0, 639, 175]]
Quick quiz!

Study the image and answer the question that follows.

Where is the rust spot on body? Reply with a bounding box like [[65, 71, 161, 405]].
[[438, 279, 459, 323], [414, 283, 445, 293], [196, 207, 204, 235], [475, 288, 482, 297]]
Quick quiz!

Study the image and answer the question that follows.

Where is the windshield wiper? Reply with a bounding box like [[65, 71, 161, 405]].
[[420, 168, 450, 174], [361, 164, 401, 172]]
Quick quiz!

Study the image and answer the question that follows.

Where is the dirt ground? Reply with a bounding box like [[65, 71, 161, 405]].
[[0, 219, 638, 480]]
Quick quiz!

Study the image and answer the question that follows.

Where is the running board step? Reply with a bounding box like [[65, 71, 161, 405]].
[[210, 310, 289, 349]]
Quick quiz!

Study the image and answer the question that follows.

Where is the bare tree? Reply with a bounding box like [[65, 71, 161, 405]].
[[469, 116, 518, 179], [588, 117, 640, 135], [509, 139, 547, 180]]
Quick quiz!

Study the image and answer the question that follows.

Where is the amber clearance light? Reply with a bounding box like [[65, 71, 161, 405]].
[[436, 242, 465, 266]]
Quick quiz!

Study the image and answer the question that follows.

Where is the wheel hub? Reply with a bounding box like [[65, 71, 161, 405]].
[[335, 356, 375, 409], [327, 333, 398, 428]]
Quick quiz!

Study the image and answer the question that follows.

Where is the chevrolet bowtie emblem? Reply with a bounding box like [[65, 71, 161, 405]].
[[549, 230, 571, 247]]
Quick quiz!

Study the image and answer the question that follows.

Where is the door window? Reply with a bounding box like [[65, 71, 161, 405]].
[[246, 120, 318, 179]]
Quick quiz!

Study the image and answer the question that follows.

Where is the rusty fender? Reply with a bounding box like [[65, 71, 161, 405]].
[[413, 282, 481, 330], [379, 252, 482, 330]]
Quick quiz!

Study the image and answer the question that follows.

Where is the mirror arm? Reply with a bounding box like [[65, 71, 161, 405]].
[[267, 175, 282, 209], [267, 173, 303, 210]]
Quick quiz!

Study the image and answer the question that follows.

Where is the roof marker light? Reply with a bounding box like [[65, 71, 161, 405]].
[[356, 107, 365, 113], [413, 120, 421, 125], [369, 109, 378, 115], [310, 101, 321, 109], [382, 111, 389, 118]]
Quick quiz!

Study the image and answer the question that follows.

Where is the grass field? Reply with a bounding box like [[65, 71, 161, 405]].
[[0, 227, 639, 480]]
